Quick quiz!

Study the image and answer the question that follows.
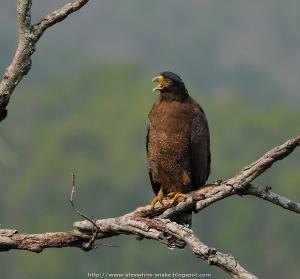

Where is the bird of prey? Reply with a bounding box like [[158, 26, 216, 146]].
[[146, 71, 211, 244]]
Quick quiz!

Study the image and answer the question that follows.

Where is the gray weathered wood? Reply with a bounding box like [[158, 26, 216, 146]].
[[1, 135, 300, 279], [0, 0, 90, 121]]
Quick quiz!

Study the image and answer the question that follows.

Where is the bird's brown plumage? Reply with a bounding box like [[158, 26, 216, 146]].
[[146, 72, 210, 248]]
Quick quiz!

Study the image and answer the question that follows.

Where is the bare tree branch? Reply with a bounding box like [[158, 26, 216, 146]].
[[17, 0, 32, 33], [241, 185, 300, 214], [163, 220, 257, 279], [0, 229, 85, 253], [69, 172, 100, 250], [155, 135, 300, 219], [0, 0, 90, 121], [74, 217, 258, 278], [33, 0, 90, 41], [0, 218, 257, 279], [226, 135, 300, 188], [1, 135, 300, 279]]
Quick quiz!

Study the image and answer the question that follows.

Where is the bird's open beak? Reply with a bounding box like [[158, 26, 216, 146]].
[[152, 76, 163, 92]]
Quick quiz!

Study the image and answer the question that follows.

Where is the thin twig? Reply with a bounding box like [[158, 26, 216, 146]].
[[69, 173, 119, 249], [69, 173, 98, 227], [69, 173, 100, 250]]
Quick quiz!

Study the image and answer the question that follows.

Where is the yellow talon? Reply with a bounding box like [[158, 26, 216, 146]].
[[167, 192, 188, 205], [151, 188, 165, 208]]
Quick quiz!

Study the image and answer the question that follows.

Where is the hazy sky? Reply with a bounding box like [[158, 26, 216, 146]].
[[1, 0, 300, 101]]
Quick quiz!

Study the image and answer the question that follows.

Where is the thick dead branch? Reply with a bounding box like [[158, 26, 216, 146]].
[[1, 135, 300, 279], [0, 218, 257, 279], [150, 135, 300, 219], [163, 221, 257, 279], [226, 135, 300, 188], [0, 229, 87, 253], [0, 0, 90, 121], [76, 218, 257, 279]]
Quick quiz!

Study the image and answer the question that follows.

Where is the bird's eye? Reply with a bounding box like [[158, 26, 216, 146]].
[[161, 77, 172, 87]]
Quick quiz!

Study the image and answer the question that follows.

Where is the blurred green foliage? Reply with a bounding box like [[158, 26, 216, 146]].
[[0, 64, 299, 279]]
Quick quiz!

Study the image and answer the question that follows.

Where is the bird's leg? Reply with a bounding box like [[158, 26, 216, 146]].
[[167, 191, 188, 205], [150, 188, 165, 208]]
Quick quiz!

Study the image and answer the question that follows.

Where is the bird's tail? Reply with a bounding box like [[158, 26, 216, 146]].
[[165, 211, 192, 249]]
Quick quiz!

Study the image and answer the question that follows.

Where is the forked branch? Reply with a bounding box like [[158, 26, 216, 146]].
[[0, 0, 90, 121], [1, 135, 299, 279]]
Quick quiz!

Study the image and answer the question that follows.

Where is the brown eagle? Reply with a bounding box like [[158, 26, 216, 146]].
[[146, 71, 210, 246]]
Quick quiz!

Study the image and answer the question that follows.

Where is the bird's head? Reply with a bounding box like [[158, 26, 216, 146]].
[[152, 71, 187, 95]]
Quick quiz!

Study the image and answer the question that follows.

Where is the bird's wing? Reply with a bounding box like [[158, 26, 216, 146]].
[[146, 124, 160, 195], [190, 109, 211, 190]]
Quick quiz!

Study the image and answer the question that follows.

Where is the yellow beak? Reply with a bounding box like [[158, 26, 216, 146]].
[[152, 75, 162, 92]]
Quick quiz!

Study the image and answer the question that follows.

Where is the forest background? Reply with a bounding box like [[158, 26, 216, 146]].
[[0, 1, 299, 278]]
